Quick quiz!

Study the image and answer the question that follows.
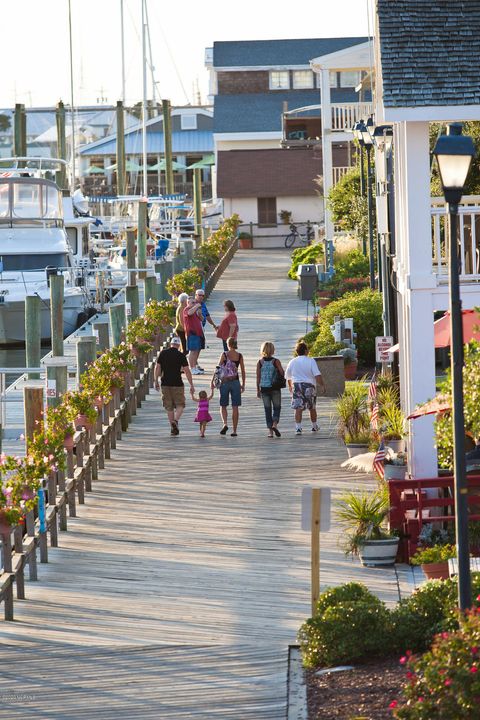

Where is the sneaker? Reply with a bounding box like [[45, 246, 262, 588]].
[[191, 367, 201, 375], [170, 421, 179, 436], [311, 424, 319, 432], [296, 427, 302, 435], [197, 366, 205, 372]]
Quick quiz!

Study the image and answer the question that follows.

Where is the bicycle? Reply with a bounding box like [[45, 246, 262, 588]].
[[284, 222, 314, 249]]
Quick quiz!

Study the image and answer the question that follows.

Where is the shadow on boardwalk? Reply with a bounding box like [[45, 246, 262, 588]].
[[0, 251, 401, 719]]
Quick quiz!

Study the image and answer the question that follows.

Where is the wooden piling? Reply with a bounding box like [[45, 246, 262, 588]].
[[25, 294, 41, 380], [137, 199, 148, 280], [55, 101, 67, 190], [116, 100, 126, 196], [50, 274, 64, 357], [126, 228, 137, 286], [76, 337, 97, 387], [126, 285, 140, 320], [144, 276, 157, 304], [44, 356, 68, 409], [93, 320, 110, 352], [23, 383, 44, 452], [109, 304, 126, 347], [14, 103, 26, 157], [183, 240, 194, 268], [162, 99, 174, 194], [193, 167, 203, 245]]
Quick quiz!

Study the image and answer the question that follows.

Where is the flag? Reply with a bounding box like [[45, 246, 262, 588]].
[[371, 402, 379, 431], [373, 440, 386, 479], [368, 372, 377, 403]]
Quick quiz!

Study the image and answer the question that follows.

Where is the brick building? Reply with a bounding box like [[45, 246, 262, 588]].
[[206, 37, 369, 246]]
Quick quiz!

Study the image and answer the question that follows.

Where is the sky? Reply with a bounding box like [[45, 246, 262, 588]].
[[2, 0, 373, 110]]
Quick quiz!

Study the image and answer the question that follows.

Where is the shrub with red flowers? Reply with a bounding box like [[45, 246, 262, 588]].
[[392, 610, 480, 719], [0, 453, 42, 528]]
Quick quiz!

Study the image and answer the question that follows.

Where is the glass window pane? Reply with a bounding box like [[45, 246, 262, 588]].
[[12, 182, 41, 218], [339, 71, 361, 88], [270, 71, 289, 90], [42, 185, 62, 218], [329, 71, 338, 88], [293, 71, 314, 89], [0, 183, 10, 217]]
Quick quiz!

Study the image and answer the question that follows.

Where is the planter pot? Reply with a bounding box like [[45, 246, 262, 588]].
[[63, 434, 75, 451], [345, 443, 369, 458], [318, 297, 332, 309], [421, 561, 450, 580], [239, 237, 253, 250], [359, 537, 400, 567], [386, 438, 406, 454], [384, 464, 407, 481], [344, 361, 358, 380], [74, 414, 93, 431]]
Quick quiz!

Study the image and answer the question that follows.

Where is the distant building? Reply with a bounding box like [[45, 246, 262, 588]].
[[206, 37, 369, 246]]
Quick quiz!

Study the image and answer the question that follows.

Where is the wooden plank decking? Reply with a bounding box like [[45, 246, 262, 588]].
[[0, 251, 403, 719]]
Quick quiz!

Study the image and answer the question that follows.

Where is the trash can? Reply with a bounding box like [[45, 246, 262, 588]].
[[297, 264, 318, 301]]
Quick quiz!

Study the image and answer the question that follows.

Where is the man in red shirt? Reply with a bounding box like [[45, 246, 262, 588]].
[[183, 296, 205, 375]]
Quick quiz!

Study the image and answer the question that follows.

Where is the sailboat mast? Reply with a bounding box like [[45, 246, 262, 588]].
[[120, 0, 126, 103], [68, 0, 76, 188], [141, 0, 148, 197]]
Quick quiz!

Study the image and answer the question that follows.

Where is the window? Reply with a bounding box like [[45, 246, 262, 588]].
[[293, 70, 314, 89], [269, 71, 289, 90], [339, 71, 361, 88], [257, 197, 277, 227], [329, 71, 338, 88], [181, 114, 197, 130]]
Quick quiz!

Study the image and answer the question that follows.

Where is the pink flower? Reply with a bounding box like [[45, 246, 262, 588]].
[[400, 656, 407, 665], [472, 647, 479, 655], [444, 679, 452, 687], [471, 666, 478, 674], [389, 700, 398, 709], [441, 632, 449, 639]]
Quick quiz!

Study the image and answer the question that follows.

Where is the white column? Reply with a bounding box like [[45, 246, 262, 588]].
[[320, 67, 334, 240], [396, 121, 438, 477]]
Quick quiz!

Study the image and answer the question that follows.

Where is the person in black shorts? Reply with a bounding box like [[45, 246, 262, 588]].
[[154, 336, 194, 436]]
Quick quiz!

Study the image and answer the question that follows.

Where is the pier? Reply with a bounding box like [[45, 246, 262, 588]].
[[0, 250, 404, 719]]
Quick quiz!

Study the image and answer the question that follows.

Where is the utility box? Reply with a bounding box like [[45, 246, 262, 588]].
[[297, 264, 318, 301]]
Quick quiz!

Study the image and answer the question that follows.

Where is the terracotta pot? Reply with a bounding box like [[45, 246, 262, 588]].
[[131, 346, 143, 358], [75, 414, 93, 431], [344, 361, 358, 380], [421, 561, 450, 580], [63, 434, 75, 451], [239, 237, 253, 250], [318, 297, 332, 309], [317, 290, 331, 298]]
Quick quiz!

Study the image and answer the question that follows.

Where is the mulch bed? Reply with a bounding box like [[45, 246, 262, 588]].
[[306, 657, 403, 719]]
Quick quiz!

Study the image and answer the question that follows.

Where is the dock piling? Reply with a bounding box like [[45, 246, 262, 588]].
[[25, 295, 41, 380], [50, 274, 64, 357]]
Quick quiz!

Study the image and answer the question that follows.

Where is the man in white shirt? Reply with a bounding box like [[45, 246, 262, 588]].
[[285, 341, 326, 435]]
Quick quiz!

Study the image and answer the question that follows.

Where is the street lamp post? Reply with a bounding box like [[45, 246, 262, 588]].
[[360, 118, 376, 289], [353, 122, 367, 256], [433, 122, 476, 611]]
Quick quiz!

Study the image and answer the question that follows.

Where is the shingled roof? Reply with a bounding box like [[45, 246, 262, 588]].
[[377, 0, 480, 107], [213, 38, 368, 68]]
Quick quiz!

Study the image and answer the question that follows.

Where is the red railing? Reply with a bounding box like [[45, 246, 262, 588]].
[[388, 475, 480, 562]]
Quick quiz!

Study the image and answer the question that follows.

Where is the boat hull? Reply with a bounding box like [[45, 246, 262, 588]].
[[0, 293, 85, 345]]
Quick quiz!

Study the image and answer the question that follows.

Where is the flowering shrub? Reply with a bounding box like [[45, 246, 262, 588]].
[[166, 266, 203, 298], [0, 453, 42, 527], [392, 611, 480, 719], [63, 391, 97, 426]]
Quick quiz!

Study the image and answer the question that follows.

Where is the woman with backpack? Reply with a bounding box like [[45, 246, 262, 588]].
[[212, 336, 246, 437], [256, 342, 285, 438]]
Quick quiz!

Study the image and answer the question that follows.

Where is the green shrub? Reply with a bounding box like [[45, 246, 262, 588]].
[[410, 544, 456, 566], [333, 249, 370, 281], [314, 582, 379, 615], [288, 243, 323, 280], [392, 612, 480, 719], [309, 288, 383, 365], [298, 598, 390, 668]]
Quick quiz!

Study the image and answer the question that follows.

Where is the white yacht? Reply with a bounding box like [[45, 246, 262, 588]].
[[0, 158, 90, 345]]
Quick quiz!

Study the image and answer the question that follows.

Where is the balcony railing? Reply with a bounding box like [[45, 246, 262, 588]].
[[431, 196, 480, 280], [331, 102, 373, 132], [332, 166, 352, 185]]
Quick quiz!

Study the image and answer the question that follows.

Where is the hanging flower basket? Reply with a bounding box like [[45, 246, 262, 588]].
[[74, 414, 93, 431], [63, 434, 75, 451]]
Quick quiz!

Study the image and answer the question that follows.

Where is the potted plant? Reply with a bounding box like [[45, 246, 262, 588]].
[[279, 209, 292, 225], [336, 488, 399, 567], [45, 403, 75, 451], [384, 451, 408, 480], [237, 231, 253, 250], [410, 543, 456, 580], [337, 346, 358, 380], [381, 403, 407, 453], [335, 384, 371, 457], [65, 391, 97, 430]]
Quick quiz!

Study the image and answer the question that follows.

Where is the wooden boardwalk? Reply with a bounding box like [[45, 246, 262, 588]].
[[0, 251, 404, 719]]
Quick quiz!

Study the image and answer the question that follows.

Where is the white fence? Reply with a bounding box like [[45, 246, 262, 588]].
[[431, 196, 480, 279], [331, 103, 373, 132]]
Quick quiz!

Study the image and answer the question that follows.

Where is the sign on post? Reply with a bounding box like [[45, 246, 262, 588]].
[[46, 378, 56, 399], [375, 336, 393, 364], [301, 487, 331, 614]]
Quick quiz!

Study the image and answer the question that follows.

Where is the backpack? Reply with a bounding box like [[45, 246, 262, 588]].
[[260, 358, 277, 389], [213, 353, 239, 388]]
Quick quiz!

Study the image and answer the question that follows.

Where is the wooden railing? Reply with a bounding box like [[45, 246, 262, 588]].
[[204, 237, 238, 296], [431, 196, 480, 280], [331, 102, 373, 132]]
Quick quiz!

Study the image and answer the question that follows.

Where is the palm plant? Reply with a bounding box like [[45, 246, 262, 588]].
[[335, 383, 370, 444], [335, 487, 391, 556], [381, 403, 406, 440]]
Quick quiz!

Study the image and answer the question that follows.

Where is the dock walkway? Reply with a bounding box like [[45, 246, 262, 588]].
[[0, 251, 405, 719]]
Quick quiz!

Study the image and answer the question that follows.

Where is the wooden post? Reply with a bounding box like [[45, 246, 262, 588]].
[[55, 100, 67, 190], [311, 488, 321, 615], [76, 337, 97, 387], [50, 274, 64, 357], [23, 383, 44, 452], [1, 531, 14, 620], [116, 100, 126, 196], [144, 276, 157, 304], [183, 240, 194, 268], [25, 294, 41, 380], [126, 285, 140, 320], [44, 357, 68, 409], [14, 103, 26, 157], [162, 99, 174, 194], [93, 320, 110, 352], [172, 254, 182, 277], [193, 167, 202, 245], [126, 228, 137, 286], [137, 199, 148, 280], [109, 303, 126, 347]]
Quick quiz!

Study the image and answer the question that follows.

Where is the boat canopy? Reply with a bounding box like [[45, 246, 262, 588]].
[[0, 177, 63, 226]]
